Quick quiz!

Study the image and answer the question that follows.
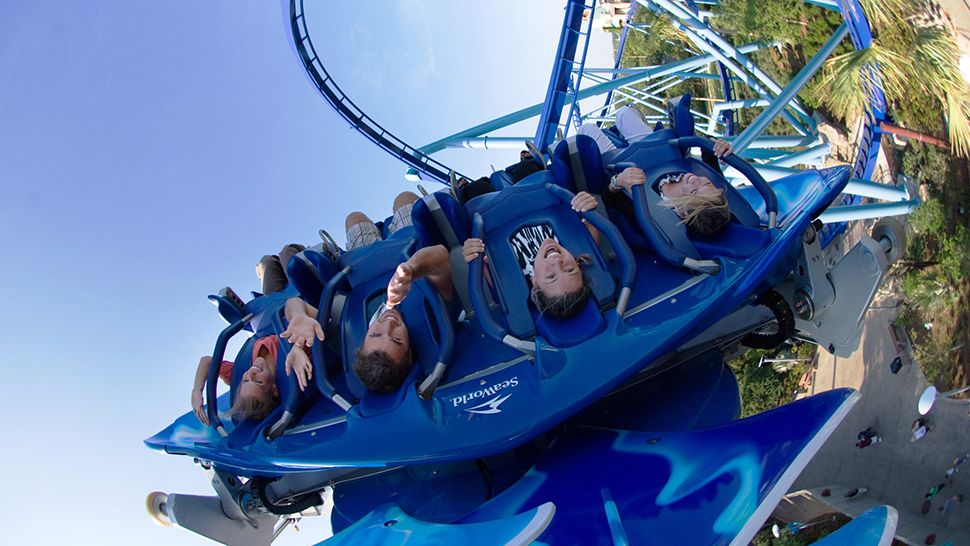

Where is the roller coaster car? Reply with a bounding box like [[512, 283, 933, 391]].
[[145, 131, 900, 544]]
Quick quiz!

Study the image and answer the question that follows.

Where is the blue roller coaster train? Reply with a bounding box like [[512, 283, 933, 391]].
[[144, 1, 916, 544]]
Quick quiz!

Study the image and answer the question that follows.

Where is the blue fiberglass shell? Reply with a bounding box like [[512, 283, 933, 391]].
[[810, 505, 897, 546], [456, 388, 859, 546], [325, 348, 741, 531], [146, 150, 851, 475]]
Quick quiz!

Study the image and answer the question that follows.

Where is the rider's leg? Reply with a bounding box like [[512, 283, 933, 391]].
[[614, 105, 654, 144]]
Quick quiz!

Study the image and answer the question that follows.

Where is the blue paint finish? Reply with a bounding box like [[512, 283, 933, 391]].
[[811, 506, 896, 545], [601, 488, 630, 546], [317, 503, 553, 546], [461, 389, 857, 545]]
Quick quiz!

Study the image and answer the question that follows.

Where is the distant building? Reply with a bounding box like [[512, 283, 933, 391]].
[[583, 1, 631, 32]]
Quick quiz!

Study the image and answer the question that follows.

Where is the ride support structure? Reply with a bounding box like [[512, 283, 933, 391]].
[[283, 0, 914, 245]]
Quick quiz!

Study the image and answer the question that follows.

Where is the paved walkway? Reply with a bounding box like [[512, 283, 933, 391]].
[[791, 298, 970, 544]]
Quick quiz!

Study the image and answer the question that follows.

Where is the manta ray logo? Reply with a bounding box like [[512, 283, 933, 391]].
[[464, 393, 513, 415]]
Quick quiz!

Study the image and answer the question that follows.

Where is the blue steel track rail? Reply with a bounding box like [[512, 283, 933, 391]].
[[283, 0, 453, 184]]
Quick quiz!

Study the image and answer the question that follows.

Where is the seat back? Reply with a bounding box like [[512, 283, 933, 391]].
[[692, 221, 770, 260], [286, 244, 340, 306], [606, 137, 762, 227], [412, 190, 477, 317], [534, 298, 606, 348], [489, 170, 516, 191], [550, 134, 610, 194], [229, 336, 257, 408], [339, 276, 444, 414], [338, 228, 416, 288], [667, 93, 695, 137], [467, 183, 616, 340], [412, 191, 471, 250]]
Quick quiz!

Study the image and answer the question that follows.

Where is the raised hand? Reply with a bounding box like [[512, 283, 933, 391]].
[[386, 262, 414, 308], [280, 313, 325, 348], [285, 347, 313, 392]]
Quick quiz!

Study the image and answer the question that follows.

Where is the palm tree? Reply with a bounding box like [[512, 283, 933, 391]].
[[817, 0, 970, 157]]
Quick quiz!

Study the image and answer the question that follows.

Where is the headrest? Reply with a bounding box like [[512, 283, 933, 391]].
[[489, 170, 516, 191], [535, 298, 606, 348], [354, 364, 420, 418], [247, 287, 298, 336], [736, 166, 851, 226], [469, 183, 615, 339], [338, 228, 416, 289], [516, 170, 556, 187], [287, 246, 340, 305], [550, 134, 609, 194], [229, 336, 257, 407], [667, 93, 695, 138], [412, 191, 471, 250]]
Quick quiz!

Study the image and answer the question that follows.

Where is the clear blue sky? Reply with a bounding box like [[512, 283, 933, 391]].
[[0, 2, 612, 544]]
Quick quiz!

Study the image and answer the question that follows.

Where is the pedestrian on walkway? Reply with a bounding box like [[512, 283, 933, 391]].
[[856, 435, 882, 449], [925, 482, 946, 500], [912, 417, 932, 442], [845, 487, 868, 499], [938, 494, 963, 514], [944, 453, 969, 480]]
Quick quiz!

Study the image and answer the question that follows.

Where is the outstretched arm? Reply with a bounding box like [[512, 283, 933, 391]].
[[191, 356, 213, 425], [281, 297, 324, 348], [387, 244, 453, 307]]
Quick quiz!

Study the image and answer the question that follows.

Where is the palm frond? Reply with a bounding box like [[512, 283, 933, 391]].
[[817, 50, 867, 119], [945, 90, 970, 158], [857, 0, 915, 33]]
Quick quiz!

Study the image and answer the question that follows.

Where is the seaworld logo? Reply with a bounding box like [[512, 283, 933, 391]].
[[450, 377, 519, 414]]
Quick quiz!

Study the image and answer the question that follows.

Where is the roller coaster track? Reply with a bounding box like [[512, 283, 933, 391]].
[[283, 0, 455, 183], [284, 0, 891, 237]]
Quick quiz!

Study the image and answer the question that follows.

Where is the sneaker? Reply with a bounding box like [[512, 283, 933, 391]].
[[525, 140, 546, 170], [318, 229, 341, 263]]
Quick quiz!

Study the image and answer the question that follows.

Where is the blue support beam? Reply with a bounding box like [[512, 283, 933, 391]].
[[732, 23, 849, 154]]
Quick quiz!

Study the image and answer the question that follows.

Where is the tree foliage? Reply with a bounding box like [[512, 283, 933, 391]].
[[712, 0, 807, 45], [729, 346, 811, 418], [817, 0, 970, 156]]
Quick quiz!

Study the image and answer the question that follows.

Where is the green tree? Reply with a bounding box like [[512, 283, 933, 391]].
[[713, 0, 807, 45], [816, 0, 970, 156]]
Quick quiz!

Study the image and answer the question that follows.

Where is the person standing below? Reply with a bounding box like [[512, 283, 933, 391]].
[[856, 435, 882, 449], [855, 426, 882, 448], [938, 494, 963, 514], [844, 487, 868, 499], [912, 417, 932, 442], [926, 482, 947, 500], [945, 454, 968, 481]]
